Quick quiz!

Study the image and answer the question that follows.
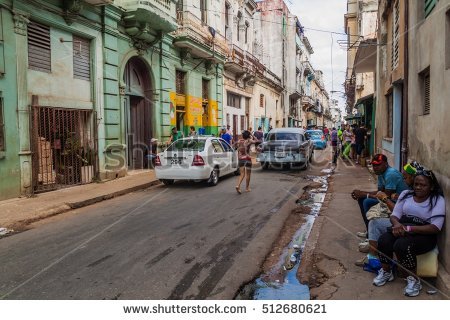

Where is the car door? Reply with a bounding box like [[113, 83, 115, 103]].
[[219, 138, 237, 174], [210, 139, 227, 175]]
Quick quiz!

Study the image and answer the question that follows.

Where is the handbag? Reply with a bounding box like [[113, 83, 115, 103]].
[[366, 202, 391, 220]]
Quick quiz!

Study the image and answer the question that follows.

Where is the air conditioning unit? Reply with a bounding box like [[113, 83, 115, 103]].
[[84, 0, 113, 6]]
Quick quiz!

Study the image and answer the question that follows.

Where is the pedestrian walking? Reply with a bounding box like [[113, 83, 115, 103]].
[[234, 130, 258, 194], [330, 127, 339, 165]]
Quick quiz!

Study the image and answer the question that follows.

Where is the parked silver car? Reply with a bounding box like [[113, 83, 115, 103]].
[[256, 128, 313, 170]]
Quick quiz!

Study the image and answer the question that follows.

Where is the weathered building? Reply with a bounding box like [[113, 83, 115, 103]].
[[406, 0, 450, 293], [0, 0, 226, 200]]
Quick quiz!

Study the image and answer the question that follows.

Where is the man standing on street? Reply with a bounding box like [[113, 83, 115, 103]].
[[354, 122, 367, 164], [220, 127, 232, 146]]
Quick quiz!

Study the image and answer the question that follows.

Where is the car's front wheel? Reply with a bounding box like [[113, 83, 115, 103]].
[[161, 179, 174, 185], [207, 168, 219, 186]]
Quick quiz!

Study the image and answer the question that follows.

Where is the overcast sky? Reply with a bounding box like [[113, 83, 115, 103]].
[[287, 0, 348, 111]]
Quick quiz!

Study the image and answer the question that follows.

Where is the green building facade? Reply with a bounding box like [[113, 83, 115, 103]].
[[0, 0, 224, 200]]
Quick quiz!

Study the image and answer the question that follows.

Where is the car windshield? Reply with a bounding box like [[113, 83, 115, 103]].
[[167, 139, 206, 151], [267, 133, 301, 141], [308, 132, 323, 138]]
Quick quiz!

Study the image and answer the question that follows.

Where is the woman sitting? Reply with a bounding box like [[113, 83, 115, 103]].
[[372, 168, 445, 297]]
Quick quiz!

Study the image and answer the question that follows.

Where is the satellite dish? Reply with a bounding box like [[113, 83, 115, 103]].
[[208, 26, 216, 38]]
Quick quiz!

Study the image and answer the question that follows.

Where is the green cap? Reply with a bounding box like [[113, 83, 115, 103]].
[[403, 163, 417, 175]]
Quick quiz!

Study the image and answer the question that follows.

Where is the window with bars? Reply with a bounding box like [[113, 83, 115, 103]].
[[73, 36, 91, 81], [425, 0, 438, 18], [176, 70, 186, 94], [421, 69, 431, 115], [260, 94, 264, 108], [227, 92, 241, 108], [28, 21, 51, 73], [386, 93, 393, 138], [392, 1, 400, 70], [245, 21, 249, 44], [0, 95, 4, 151], [202, 79, 209, 100], [240, 115, 245, 131]]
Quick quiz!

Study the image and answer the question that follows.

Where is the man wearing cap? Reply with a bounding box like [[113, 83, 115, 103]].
[[351, 154, 409, 238]]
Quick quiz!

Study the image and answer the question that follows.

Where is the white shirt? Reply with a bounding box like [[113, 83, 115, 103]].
[[392, 190, 446, 230]]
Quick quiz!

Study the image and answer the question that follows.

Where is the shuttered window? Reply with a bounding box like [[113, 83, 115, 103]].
[[0, 11, 5, 76], [176, 70, 186, 94], [0, 95, 4, 151], [28, 21, 51, 73], [73, 36, 90, 81], [425, 0, 438, 18], [260, 94, 264, 108], [423, 71, 431, 115], [240, 115, 245, 131], [392, 1, 400, 70]]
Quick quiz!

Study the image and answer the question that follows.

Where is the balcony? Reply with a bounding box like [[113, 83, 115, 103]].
[[226, 45, 265, 76], [85, 0, 113, 5], [302, 96, 315, 111], [172, 11, 229, 61], [119, 0, 178, 34]]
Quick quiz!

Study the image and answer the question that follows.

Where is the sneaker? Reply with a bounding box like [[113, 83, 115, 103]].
[[359, 241, 370, 253], [404, 276, 422, 297], [355, 256, 368, 267], [373, 268, 394, 286], [357, 231, 367, 238]]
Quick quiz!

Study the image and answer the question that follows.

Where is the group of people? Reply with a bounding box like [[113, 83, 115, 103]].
[[351, 154, 445, 297]]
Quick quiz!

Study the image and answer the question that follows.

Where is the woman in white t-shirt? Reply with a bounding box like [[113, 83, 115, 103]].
[[371, 169, 445, 297]]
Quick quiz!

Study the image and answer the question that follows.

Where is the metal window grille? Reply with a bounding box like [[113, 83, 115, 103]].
[[0, 95, 4, 151], [176, 70, 186, 94], [424, 72, 431, 115], [28, 21, 51, 73], [31, 106, 98, 193], [227, 92, 241, 108], [200, 0, 207, 24], [240, 115, 245, 131], [260, 94, 264, 108], [425, 0, 438, 18], [73, 35, 91, 81]]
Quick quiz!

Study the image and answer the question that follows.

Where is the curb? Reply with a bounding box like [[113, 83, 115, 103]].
[[7, 180, 161, 230], [66, 180, 161, 209]]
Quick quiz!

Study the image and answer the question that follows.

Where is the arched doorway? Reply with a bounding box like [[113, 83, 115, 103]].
[[124, 57, 153, 169]]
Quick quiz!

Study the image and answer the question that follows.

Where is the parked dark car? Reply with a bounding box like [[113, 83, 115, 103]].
[[257, 128, 313, 170]]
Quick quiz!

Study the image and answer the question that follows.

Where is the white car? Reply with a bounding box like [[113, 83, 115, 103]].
[[155, 136, 239, 186]]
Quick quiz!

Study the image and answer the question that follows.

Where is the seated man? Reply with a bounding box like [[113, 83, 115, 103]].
[[351, 154, 409, 238]]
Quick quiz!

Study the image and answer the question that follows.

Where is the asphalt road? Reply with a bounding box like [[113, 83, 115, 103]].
[[0, 165, 314, 299]]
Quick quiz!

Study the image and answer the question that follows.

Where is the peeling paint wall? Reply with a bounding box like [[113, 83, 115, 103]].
[[408, 0, 450, 273]]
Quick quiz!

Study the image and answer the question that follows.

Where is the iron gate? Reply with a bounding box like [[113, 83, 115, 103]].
[[31, 106, 98, 193]]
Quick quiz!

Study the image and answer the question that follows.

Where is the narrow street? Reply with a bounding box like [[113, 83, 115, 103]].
[[0, 154, 328, 299]]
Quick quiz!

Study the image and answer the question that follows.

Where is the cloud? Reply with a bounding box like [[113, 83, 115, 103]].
[[288, 0, 348, 107]]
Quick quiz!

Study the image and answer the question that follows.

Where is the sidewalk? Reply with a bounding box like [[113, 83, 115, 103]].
[[299, 158, 448, 299], [0, 170, 159, 231]]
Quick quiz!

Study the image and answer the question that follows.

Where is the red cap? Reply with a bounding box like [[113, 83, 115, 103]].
[[371, 154, 387, 165]]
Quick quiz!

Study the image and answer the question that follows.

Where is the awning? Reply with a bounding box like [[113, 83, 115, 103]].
[[354, 39, 377, 73], [355, 93, 374, 105]]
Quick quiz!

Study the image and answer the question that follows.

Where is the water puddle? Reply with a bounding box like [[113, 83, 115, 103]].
[[236, 173, 331, 300]]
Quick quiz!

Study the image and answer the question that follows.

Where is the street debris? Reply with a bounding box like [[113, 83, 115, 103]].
[[0, 227, 14, 237], [236, 172, 331, 300]]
